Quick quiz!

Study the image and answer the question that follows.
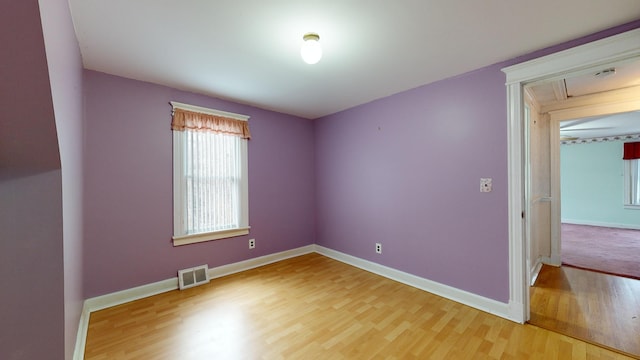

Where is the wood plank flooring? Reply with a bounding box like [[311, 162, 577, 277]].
[[530, 265, 640, 358], [85, 254, 634, 359]]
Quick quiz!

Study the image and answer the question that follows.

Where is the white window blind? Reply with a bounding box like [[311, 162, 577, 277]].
[[184, 131, 242, 233]]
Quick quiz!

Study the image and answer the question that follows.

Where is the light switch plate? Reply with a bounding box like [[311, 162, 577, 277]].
[[480, 178, 492, 192]]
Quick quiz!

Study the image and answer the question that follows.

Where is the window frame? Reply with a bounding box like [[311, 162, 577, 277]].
[[623, 158, 640, 210], [171, 102, 250, 246]]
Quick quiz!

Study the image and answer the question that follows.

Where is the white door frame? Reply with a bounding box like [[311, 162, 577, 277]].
[[501, 28, 640, 323]]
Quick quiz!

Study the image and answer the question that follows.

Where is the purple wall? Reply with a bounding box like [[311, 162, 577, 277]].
[[0, 172, 65, 360], [0, 1, 66, 359], [83, 71, 315, 298], [0, 0, 60, 180], [315, 66, 510, 301], [38, 0, 85, 358], [314, 20, 640, 303]]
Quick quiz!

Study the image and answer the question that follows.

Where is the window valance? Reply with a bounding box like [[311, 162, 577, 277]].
[[623, 141, 640, 160], [170, 102, 251, 139]]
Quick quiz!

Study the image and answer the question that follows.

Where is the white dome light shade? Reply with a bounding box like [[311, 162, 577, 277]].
[[301, 33, 322, 64]]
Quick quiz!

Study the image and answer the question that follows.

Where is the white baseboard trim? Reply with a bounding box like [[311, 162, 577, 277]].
[[208, 245, 315, 279], [530, 259, 543, 286], [73, 304, 89, 360], [85, 277, 179, 314], [73, 244, 315, 359], [562, 219, 640, 230], [508, 300, 525, 323], [314, 245, 515, 323]]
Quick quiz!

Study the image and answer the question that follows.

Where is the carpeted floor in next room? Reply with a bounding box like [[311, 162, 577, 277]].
[[561, 223, 640, 280]]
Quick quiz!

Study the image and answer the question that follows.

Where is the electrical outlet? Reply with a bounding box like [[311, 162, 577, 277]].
[[480, 178, 492, 192], [375, 243, 382, 254], [249, 239, 255, 249]]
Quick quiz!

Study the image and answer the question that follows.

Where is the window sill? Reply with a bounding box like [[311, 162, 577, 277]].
[[624, 205, 640, 210], [173, 227, 250, 246]]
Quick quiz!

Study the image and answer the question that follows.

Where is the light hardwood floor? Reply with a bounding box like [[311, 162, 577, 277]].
[[85, 254, 634, 359], [530, 265, 640, 359]]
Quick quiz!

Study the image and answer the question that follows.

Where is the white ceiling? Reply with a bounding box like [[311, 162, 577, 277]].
[[528, 61, 640, 106], [560, 111, 640, 139], [527, 59, 640, 139], [69, 0, 640, 119], [565, 62, 640, 98]]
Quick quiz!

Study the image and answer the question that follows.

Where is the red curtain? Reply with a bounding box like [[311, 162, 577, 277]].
[[623, 142, 640, 160]]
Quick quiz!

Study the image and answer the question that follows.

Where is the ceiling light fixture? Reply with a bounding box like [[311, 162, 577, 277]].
[[301, 33, 322, 65]]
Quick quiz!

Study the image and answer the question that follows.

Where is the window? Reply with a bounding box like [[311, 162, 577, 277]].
[[623, 141, 640, 209], [624, 159, 640, 208], [171, 102, 251, 246]]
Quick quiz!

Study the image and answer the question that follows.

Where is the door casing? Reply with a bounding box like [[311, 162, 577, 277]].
[[501, 28, 640, 323]]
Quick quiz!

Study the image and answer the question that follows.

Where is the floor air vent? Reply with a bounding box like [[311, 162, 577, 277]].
[[178, 264, 209, 290]]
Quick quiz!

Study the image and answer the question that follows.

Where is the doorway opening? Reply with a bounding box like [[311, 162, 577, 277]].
[[528, 109, 640, 356], [526, 73, 640, 282], [503, 26, 640, 357], [557, 113, 640, 280], [501, 27, 640, 323]]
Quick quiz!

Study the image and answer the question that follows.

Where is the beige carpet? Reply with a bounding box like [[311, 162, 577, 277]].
[[562, 223, 640, 280]]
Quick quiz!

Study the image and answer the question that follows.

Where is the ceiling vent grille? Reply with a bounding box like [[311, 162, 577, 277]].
[[594, 67, 616, 78], [178, 264, 209, 290]]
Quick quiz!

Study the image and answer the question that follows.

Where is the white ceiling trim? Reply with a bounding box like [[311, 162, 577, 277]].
[[503, 28, 640, 85], [541, 85, 640, 113], [548, 98, 640, 122], [561, 133, 640, 145]]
